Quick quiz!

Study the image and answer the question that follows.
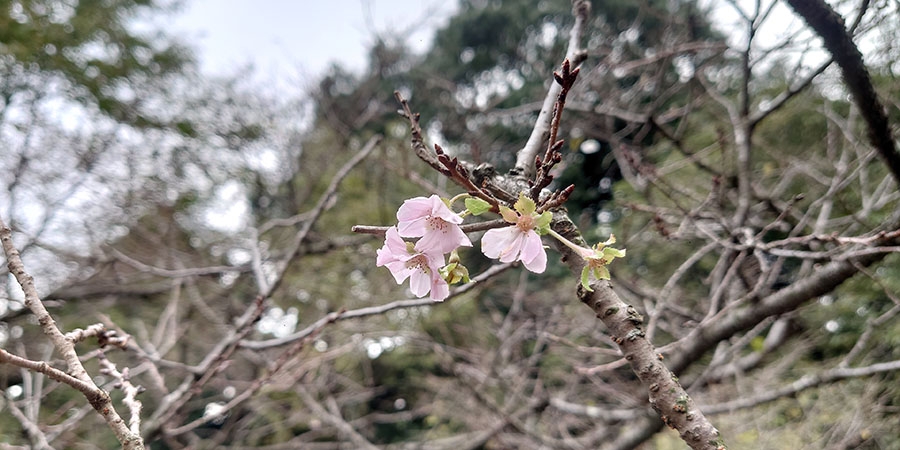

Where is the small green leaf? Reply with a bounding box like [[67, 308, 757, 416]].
[[464, 197, 492, 216], [499, 205, 519, 223], [603, 247, 626, 259], [593, 265, 611, 281], [581, 267, 594, 291], [513, 193, 536, 216], [534, 211, 552, 235]]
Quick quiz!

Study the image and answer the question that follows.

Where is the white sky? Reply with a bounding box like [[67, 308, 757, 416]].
[[171, 0, 459, 86]]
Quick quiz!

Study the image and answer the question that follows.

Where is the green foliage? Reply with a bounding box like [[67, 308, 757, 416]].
[[0, 0, 193, 126]]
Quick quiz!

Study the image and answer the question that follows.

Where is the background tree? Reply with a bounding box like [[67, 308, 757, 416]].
[[2, 0, 900, 449]]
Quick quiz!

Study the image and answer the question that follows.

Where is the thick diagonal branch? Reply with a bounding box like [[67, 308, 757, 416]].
[[549, 216, 725, 450], [785, 0, 900, 185]]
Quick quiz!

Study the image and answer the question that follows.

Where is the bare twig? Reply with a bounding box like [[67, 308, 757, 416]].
[[700, 359, 900, 415], [515, 0, 590, 178], [98, 353, 144, 436], [165, 316, 329, 436], [266, 134, 383, 297], [530, 58, 580, 205], [5, 399, 52, 450], [297, 384, 380, 450], [393, 93, 502, 211], [241, 263, 513, 350], [352, 219, 509, 236]]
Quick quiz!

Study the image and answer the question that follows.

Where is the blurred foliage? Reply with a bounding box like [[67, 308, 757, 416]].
[[1, 0, 900, 448], [0, 0, 192, 126]]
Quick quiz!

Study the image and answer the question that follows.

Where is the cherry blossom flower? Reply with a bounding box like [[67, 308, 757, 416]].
[[547, 231, 626, 291], [376, 227, 450, 301], [575, 235, 626, 291], [397, 195, 471, 254], [481, 195, 550, 273]]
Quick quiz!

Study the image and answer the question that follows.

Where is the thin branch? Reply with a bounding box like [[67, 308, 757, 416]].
[[549, 397, 643, 421], [5, 399, 52, 450], [700, 359, 900, 415], [109, 248, 249, 278], [0, 219, 144, 449], [98, 353, 144, 436], [266, 134, 382, 297], [515, 0, 590, 178], [393, 93, 503, 211], [352, 219, 509, 236], [165, 317, 329, 437], [296, 385, 380, 450], [749, 58, 832, 127], [530, 59, 580, 207], [140, 295, 267, 442], [667, 215, 900, 375], [241, 262, 513, 350]]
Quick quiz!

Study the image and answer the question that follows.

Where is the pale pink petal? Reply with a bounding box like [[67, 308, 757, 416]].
[[428, 195, 463, 224], [376, 227, 409, 266], [482, 227, 526, 262], [429, 277, 450, 301], [396, 197, 433, 237], [481, 227, 514, 259], [520, 231, 547, 273], [415, 222, 472, 254], [414, 230, 446, 254], [376, 246, 394, 267], [397, 217, 426, 237], [423, 250, 446, 268], [384, 261, 411, 284], [482, 227, 546, 272], [445, 223, 473, 248], [519, 230, 543, 262], [408, 270, 432, 297], [396, 197, 434, 221], [498, 232, 527, 263]]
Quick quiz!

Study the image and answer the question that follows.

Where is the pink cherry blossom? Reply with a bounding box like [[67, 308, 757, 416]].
[[480, 197, 548, 273], [396, 195, 471, 254], [481, 225, 547, 273], [376, 227, 450, 301]]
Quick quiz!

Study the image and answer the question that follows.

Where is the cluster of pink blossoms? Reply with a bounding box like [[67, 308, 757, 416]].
[[377, 193, 624, 301], [377, 194, 549, 301], [376, 195, 473, 301]]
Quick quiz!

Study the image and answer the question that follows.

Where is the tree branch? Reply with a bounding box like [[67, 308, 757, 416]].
[[0, 219, 144, 449], [241, 263, 513, 350], [785, 0, 900, 185], [700, 359, 900, 415], [548, 216, 725, 450], [667, 218, 900, 375], [514, 0, 590, 178]]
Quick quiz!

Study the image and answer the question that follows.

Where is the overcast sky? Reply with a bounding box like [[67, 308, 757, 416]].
[[171, 0, 459, 87]]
